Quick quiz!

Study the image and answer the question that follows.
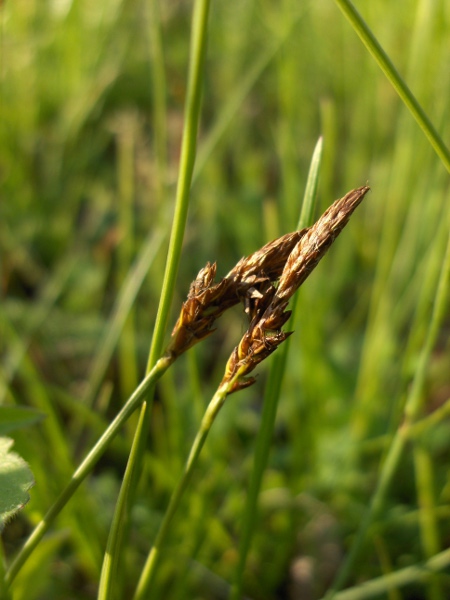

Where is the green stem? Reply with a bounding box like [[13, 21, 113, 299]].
[[325, 229, 450, 598], [333, 0, 450, 173], [413, 445, 442, 600], [101, 0, 211, 596], [230, 137, 323, 600], [4, 356, 172, 589], [146, 0, 211, 372], [326, 546, 450, 600], [0, 540, 11, 600], [148, 0, 168, 209], [133, 381, 231, 600], [98, 405, 149, 600]]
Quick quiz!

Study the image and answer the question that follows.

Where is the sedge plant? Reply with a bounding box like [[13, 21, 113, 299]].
[[2, 1, 450, 599]]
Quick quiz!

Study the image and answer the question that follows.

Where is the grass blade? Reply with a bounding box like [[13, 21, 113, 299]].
[[100, 0, 212, 596], [325, 223, 450, 598], [230, 136, 323, 600], [4, 357, 172, 589], [333, 0, 450, 173]]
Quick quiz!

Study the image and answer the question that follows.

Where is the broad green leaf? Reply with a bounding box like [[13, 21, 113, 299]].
[[0, 438, 34, 531]]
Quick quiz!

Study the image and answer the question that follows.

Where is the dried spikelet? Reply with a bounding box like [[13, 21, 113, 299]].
[[221, 311, 293, 393], [274, 186, 370, 304], [226, 230, 308, 282], [166, 229, 307, 358], [167, 186, 369, 362], [220, 186, 370, 393], [166, 262, 228, 358]]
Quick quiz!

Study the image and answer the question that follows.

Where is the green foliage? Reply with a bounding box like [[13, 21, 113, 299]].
[[1, 0, 449, 599], [0, 438, 34, 530], [0, 407, 45, 436]]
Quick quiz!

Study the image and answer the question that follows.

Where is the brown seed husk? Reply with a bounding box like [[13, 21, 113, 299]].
[[220, 186, 370, 393], [166, 186, 370, 365], [166, 230, 307, 358]]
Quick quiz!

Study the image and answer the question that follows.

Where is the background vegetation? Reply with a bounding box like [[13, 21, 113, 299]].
[[1, 0, 449, 598]]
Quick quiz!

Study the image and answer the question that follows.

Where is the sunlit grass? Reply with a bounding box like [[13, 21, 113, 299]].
[[1, 1, 449, 599]]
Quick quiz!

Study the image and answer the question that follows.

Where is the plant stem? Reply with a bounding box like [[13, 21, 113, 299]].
[[98, 404, 148, 600], [325, 229, 450, 598], [100, 0, 211, 596], [4, 356, 172, 589], [325, 546, 450, 600], [133, 382, 231, 600], [333, 0, 450, 173], [229, 137, 323, 600], [146, 0, 211, 373]]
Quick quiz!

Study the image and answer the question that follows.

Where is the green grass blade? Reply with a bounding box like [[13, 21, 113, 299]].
[[333, 0, 450, 173], [230, 136, 323, 600], [299, 137, 324, 229], [325, 225, 450, 598], [4, 357, 171, 589], [98, 406, 148, 600], [325, 546, 450, 600], [101, 0, 212, 595], [133, 380, 232, 600], [82, 229, 165, 408], [145, 0, 211, 372]]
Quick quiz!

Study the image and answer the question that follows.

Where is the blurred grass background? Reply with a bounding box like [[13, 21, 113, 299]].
[[1, 0, 449, 599]]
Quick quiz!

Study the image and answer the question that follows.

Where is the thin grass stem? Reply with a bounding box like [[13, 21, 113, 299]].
[[133, 379, 235, 600], [229, 136, 323, 600], [98, 405, 148, 600], [4, 357, 172, 589], [101, 0, 211, 595], [413, 445, 443, 600], [325, 228, 450, 598], [325, 546, 450, 600], [146, 0, 211, 373], [333, 0, 450, 173]]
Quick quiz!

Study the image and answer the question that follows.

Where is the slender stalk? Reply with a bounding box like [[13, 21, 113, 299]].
[[146, 0, 211, 373], [101, 0, 211, 595], [98, 406, 148, 600], [333, 0, 450, 173], [133, 379, 235, 600], [148, 0, 168, 207], [325, 546, 450, 600], [0, 541, 11, 600], [82, 230, 165, 408], [4, 356, 172, 588], [325, 228, 450, 598], [229, 137, 323, 600], [116, 118, 139, 399], [413, 445, 442, 600]]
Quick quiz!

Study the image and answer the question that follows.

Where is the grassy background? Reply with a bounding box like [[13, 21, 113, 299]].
[[1, 0, 449, 599]]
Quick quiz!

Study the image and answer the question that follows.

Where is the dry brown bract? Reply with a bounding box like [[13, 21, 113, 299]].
[[166, 186, 370, 379], [221, 186, 370, 393], [166, 230, 307, 358]]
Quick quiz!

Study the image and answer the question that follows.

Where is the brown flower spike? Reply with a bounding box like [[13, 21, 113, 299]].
[[221, 186, 370, 393], [166, 230, 307, 358], [167, 186, 370, 383]]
